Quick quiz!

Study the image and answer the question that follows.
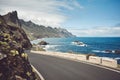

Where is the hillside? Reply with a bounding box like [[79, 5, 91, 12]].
[[20, 19, 75, 40], [0, 11, 38, 80]]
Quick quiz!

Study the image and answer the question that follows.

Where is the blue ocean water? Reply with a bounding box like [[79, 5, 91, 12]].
[[31, 37, 120, 58]]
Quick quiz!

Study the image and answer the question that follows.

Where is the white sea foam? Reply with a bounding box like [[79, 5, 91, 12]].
[[77, 44, 87, 47], [92, 50, 115, 53], [92, 50, 107, 53], [44, 45, 59, 51], [71, 41, 87, 47], [92, 50, 101, 53]]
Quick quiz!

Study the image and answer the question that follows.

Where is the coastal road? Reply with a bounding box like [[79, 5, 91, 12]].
[[28, 52, 120, 80]]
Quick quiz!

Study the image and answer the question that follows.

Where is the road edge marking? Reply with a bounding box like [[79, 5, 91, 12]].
[[31, 65, 45, 80]]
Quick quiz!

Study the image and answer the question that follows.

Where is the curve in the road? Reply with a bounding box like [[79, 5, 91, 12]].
[[28, 53, 120, 80]]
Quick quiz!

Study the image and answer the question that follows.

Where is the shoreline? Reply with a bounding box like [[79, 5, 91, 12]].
[[31, 37, 120, 59], [30, 50, 120, 72]]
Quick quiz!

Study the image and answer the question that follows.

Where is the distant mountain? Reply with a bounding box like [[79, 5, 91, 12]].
[[1, 10, 75, 41], [20, 19, 75, 40]]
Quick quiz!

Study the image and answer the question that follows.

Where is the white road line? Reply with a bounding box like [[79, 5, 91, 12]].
[[31, 65, 45, 80]]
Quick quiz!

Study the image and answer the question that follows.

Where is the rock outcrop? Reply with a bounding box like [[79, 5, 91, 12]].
[[3, 11, 21, 27], [2, 11, 32, 49], [38, 41, 49, 45], [115, 50, 120, 54], [0, 11, 37, 80]]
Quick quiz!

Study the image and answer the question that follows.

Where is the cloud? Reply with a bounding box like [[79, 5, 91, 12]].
[[0, 0, 83, 27], [68, 27, 120, 37]]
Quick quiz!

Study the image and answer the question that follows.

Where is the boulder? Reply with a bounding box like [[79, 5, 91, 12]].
[[38, 41, 49, 45], [115, 50, 120, 54], [105, 50, 112, 53]]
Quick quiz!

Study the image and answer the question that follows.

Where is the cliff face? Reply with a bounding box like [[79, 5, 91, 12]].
[[3, 11, 21, 27], [20, 19, 75, 40], [2, 11, 32, 49], [0, 11, 36, 80]]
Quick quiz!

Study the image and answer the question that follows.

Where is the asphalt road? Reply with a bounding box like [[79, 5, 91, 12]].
[[28, 52, 120, 80]]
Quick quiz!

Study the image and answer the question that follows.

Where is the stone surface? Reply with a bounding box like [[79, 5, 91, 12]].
[[38, 41, 49, 45], [89, 56, 102, 64], [0, 11, 38, 80], [101, 58, 118, 68], [115, 50, 120, 54]]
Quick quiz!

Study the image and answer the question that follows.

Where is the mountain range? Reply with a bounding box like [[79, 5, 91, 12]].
[[20, 19, 75, 40], [1, 11, 75, 40]]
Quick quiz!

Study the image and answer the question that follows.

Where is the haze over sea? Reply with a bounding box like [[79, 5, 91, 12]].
[[32, 37, 120, 58]]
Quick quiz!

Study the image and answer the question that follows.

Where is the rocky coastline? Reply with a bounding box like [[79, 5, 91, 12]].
[[0, 11, 40, 80]]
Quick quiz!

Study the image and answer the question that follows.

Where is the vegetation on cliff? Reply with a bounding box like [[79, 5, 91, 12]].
[[0, 11, 38, 80]]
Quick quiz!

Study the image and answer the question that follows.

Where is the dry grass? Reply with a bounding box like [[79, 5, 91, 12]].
[[118, 64, 120, 68]]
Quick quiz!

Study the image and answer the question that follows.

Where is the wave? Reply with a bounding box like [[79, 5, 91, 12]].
[[92, 50, 102, 53], [92, 50, 116, 53], [71, 41, 87, 47], [43, 45, 59, 51]]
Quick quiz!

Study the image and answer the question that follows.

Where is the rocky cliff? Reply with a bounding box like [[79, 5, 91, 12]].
[[1, 11, 32, 49], [0, 11, 37, 80]]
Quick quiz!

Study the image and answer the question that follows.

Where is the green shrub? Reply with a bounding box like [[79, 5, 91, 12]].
[[3, 33, 10, 38], [26, 72, 31, 76], [21, 53, 28, 59], [0, 41, 8, 45], [10, 50, 19, 56]]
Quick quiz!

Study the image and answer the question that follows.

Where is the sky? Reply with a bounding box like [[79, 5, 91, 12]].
[[0, 0, 120, 37]]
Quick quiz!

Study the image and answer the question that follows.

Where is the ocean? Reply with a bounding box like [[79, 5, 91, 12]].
[[31, 37, 120, 58]]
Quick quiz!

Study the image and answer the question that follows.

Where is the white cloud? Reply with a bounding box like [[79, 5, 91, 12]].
[[68, 27, 120, 37], [0, 0, 82, 27]]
